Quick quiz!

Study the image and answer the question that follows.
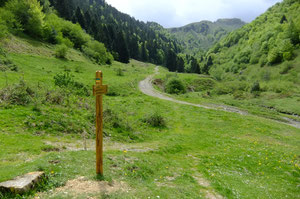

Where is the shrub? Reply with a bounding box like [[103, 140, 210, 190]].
[[103, 108, 132, 131], [53, 72, 89, 96], [142, 112, 166, 128], [280, 62, 293, 74], [116, 68, 124, 76], [45, 89, 65, 105], [259, 54, 267, 67], [106, 85, 120, 96], [0, 80, 34, 105], [251, 81, 261, 93], [0, 10, 8, 39], [165, 78, 186, 94], [268, 48, 282, 64], [54, 44, 68, 58], [82, 40, 113, 65], [191, 78, 215, 91]]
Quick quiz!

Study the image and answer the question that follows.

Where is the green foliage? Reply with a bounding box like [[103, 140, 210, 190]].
[[82, 40, 113, 65], [204, 0, 300, 76], [53, 72, 89, 96], [0, 48, 18, 72], [268, 47, 282, 64], [251, 81, 261, 93], [5, 0, 45, 37], [165, 78, 186, 94], [50, 0, 183, 65], [0, 9, 9, 39], [0, 80, 34, 106], [116, 68, 124, 76], [169, 19, 245, 53], [280, 61, 293, 74], [142, 112, 166, 128], [54, 44, 68, 58]]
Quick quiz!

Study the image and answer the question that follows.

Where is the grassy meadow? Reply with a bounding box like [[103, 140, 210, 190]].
[[0, 36, 299, 199]]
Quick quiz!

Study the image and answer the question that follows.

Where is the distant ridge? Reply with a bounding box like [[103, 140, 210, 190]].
[[169, 18, 246, 54]]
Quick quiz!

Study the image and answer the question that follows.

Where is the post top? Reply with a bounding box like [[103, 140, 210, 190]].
[[96, 71, 102, 78]]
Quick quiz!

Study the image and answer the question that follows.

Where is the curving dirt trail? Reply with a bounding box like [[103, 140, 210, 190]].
[[139, 67, 300, 129]]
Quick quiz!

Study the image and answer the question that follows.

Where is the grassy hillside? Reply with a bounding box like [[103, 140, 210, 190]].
[[0, 35, 300, 199], [178, 0, 300, 117], [169, 18, 245, 54]]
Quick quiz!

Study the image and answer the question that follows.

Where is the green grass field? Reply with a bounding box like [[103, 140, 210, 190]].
[[0, 36, 299, 199]]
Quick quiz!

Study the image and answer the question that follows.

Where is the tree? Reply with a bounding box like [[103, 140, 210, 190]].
[[267, 47, 281, 64], [280, 15, 287, 24], [190, 57, 200, 74], [75, 7, 86, 30], [115, 31, 130, 63], [287, 21, 299, 45], [0, 0, 8, 7], [202, 56, 213, 74], [56, 0, 72, 20], [176, 56, 185, 73], [166, 49, 177, 72], [5, 0, 45, 37]]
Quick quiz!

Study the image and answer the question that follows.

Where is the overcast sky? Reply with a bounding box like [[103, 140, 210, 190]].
[[105, 0, 282, 28]]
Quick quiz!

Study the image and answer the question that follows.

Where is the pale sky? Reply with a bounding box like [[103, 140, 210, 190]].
[[105, 0, 282, 28]]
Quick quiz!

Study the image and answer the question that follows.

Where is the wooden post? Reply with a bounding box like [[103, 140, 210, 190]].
[[93, 71, 108, 176]]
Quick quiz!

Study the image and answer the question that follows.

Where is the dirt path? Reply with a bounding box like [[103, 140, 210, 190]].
[[139, 67, 300, 129]]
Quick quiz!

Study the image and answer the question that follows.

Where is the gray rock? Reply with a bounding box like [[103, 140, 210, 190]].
[[0, 171, 45, 194]]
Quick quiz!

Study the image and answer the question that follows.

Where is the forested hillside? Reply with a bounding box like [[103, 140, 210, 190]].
[[0, 0, 113, 66], [204, 0, 299, 74], [192, 0, 300, 116], [169, 18, 245, 55], [46, 0, 184, 66]]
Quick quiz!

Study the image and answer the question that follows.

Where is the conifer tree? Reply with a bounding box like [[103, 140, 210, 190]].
[[176, 56, 185, 73], [75, 7, 86, 30], [190, 57, 200, 74], [166, 50, 177, 72], [115, 31, 130, 63]]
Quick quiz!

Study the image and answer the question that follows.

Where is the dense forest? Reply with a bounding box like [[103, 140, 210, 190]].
[[46, 0, 186, 66]]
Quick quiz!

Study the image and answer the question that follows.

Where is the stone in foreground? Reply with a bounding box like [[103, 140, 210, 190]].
[[0, 172, 45, 194]]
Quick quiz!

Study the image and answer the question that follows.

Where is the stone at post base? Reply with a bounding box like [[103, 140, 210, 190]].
[[0, 172, 45, 194]]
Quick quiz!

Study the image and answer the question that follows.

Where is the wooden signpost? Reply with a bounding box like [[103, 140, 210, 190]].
[[93, 71, 108, 176]]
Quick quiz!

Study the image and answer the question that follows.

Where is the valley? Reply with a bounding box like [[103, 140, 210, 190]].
[[0, 0, 299, 198]]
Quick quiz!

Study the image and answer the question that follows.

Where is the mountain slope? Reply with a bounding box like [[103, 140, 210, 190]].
[[169, 18, 246, 54], [47, 0, 183, 65], [198, 0, 300, 116]]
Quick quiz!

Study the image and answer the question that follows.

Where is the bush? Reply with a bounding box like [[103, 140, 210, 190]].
[[0, 80, 34, 105], [0, 9, 9, 39], [165, 78, 186, 94], [268, 48, 282, 64], [259, 54, 267, 67], [103, 108, 132, 131], [142, 112, 166, 128], [82, 40, 113, 65], [280, 62, 293, 74], [190, 78, 215, 91], [45, 89, 65, 105], [116, 68, 124, 76], [53, 72, 89, 96], [251, 81, 261, 93], [54, 44, 68, 58], [233, 90, 246, 100]]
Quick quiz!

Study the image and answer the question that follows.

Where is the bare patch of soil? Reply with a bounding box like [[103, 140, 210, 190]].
[[56, 177, 127, 195], [36, 177, 128, 198]]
